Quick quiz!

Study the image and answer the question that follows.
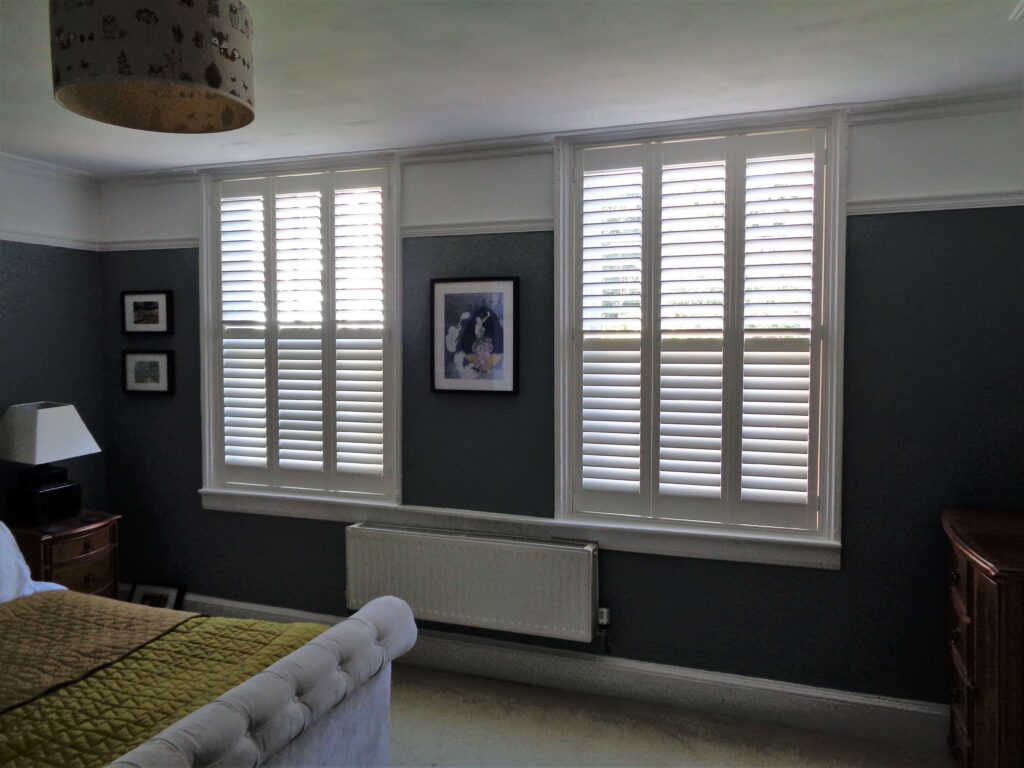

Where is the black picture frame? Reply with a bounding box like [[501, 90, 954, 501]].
[[431, 277, 519, 394], [123, 350, 175, 394], [129, 582, 186, 610], [122, 290, 174, 334]]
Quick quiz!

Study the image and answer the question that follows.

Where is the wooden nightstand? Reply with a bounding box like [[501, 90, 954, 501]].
[[12, 511, 121, 598], [942, 507, 1024, 767]]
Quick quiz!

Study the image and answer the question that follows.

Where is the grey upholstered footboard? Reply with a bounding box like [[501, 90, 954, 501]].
[[109, 596, 417, 768]]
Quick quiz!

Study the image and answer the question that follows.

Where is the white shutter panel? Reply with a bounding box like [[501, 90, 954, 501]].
[[275, 188, 324, 473], [657, 156, 726, 503], [579, 155, 644, 503], [220, 192, 268, 470], [741, 151, 815, 506], [334, 183, 386, 480]]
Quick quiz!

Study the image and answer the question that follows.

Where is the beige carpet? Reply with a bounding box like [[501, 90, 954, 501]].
[[391, 666, 952, 768]]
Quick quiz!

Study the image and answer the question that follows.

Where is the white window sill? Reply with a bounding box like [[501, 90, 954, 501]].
[[200, 487, 841, 570]]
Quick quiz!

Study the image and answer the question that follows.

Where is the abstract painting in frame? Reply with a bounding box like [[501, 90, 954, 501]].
[[432, 277, 518, 394]]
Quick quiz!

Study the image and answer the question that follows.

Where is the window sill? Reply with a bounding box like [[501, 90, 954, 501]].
[[199, 487, 841, 570]]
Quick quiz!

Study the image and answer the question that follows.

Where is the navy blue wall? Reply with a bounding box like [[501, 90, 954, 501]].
[[401, 233, 554, 516], [0, 240, 106, 517], [3, 205, 1020, 702]]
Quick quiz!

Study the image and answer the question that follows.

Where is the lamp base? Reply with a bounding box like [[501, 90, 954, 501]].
[[12, 465, 81, 526]]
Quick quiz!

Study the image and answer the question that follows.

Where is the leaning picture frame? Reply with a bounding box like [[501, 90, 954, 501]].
[[123, 350, 175, 394], [431, 277, 518, 394], [122, 290, 174, 334], [129, 582, 186, 610]]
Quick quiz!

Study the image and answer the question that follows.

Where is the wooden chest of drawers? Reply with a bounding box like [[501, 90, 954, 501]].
[[942, 507, 1024, 767], [12, 512, 120, 598]]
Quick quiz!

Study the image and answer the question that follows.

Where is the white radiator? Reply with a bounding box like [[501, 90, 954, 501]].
[[345, 523, 598, 642]]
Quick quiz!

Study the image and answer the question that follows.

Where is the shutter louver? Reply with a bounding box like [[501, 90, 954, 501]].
[[580, 166, 643, 494], [658, 161, 726, 500], [741, 154, 814, 505], [335, 187, 385, 477], [220, 195, 268, 469], [275, 191, 324, 472]]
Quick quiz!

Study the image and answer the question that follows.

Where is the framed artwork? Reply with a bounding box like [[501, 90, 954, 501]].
[[432, 277, 518, 394], [129, 582, 185, 610], [122, 290, 173, 334], [123, 350, 175, 394]]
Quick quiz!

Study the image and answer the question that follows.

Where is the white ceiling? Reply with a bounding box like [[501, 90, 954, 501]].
[[1, 0, 1021, 177]]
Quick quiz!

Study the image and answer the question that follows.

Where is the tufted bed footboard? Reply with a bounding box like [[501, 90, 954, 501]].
[[109, 596, 417, 768]]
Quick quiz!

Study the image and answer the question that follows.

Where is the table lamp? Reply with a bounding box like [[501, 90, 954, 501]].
[[0, 402, 101, 525]]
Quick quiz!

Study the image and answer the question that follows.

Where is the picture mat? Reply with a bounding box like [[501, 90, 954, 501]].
[[433, 279, 516, 392]]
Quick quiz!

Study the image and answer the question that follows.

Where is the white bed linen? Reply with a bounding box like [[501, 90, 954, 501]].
[[0, 520, 66, 602]]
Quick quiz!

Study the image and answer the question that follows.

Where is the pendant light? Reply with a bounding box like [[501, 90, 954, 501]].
[[49, 1, 254, 133]]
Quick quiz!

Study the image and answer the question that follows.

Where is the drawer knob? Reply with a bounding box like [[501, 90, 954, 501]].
[[82, 540, 92, 552], [950, 687, 960, 703], [950, 569, 960, 587], [950, 627, 961, 645], [83, 574, 93, 587]]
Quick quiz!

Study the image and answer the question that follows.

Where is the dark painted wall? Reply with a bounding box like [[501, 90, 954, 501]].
[[100, 249, 347, 614], [4, 206, 1021, 703], [0, 240, 106, 517], [402, 233, 554, 516]]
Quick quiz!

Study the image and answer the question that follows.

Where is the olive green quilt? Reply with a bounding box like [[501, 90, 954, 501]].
[[0, 590, 326, 768]]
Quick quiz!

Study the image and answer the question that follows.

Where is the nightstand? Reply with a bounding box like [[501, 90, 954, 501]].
[[11, 511, 121, 598]]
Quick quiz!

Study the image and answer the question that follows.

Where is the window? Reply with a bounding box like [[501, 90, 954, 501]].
[[205, 165, 397, 501], [561, 122, 842, 539]]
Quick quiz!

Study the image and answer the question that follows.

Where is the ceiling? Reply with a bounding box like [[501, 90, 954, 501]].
[[1, 0, 1021, 177]]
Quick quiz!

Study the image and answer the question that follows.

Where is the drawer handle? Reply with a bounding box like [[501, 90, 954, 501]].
[[950, 687, 960, 703], [82, 540, 93, 553], [950, 627, 961, 645], [83, 574, 93, 587], [950, 569, 960, 587]]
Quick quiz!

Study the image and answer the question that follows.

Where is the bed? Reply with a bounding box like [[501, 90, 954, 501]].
[[0, 522, 417, 768]]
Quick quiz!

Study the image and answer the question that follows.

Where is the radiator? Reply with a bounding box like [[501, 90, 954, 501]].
[[345, 523, 598, 642]]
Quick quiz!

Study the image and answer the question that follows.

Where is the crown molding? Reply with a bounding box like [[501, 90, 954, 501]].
[[88, 88, 1022, 182], [847, 90, 1022, 126], [0, 152, 97, 187]]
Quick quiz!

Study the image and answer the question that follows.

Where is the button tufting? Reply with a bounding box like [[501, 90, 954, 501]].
[[292, 695, 300, 703]]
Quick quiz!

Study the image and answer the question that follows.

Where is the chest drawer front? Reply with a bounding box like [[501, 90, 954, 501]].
[[52, 552, 113, 594], [52, 526, 112, 564], [950, 547, 971, 612]]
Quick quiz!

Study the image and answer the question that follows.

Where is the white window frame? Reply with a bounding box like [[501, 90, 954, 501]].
[[199, 157, 401, 505], [554, 110, 847, 558]]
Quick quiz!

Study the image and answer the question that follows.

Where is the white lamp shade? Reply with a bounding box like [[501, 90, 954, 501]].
[[0, 402, 101, 466]]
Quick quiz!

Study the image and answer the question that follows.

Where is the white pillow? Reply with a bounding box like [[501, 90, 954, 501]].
[[0, 520, 32, 603]]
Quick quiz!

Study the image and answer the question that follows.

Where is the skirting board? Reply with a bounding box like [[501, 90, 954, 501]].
[[170, 589, 948, 750]]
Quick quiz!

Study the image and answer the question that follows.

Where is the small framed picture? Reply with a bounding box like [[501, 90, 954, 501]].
[[432, 277, 518, 394], [128, 583, 185, 610], [124, 350, 175, 394], [122, 290, 173, 334]]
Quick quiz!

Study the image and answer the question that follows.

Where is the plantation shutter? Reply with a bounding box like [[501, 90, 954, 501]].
[[220, 179, 269, 478], [572, 128, 825, 532], [275, 176, 325, 475], [333, 169, 388, 493], [576, 144, 647, 517], [656, 138, 727, 518], [214, 167, 392, 497], [735, 130, 822, 529]]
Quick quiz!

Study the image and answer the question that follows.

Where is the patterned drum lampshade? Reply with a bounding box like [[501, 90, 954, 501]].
[[49, 1, 254, 134]]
